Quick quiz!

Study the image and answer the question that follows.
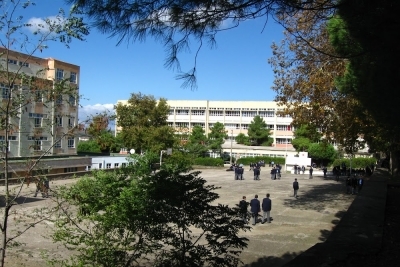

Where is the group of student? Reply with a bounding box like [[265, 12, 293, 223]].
[[239, 194, 272, 225], [346, 174, 364, 194]]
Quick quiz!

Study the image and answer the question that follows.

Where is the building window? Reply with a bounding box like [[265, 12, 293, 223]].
[[176, 109, 189, 115], [69, 95, 76, 106], [241, 124, 249, 129], [276, 125, 291, 131], [7, 59, 17, 65], [267, 124, 274, 130], [0, 136, 16, 152], [33, 140, 42, 151], [121, 163, 127, 167], [68, 117, 75, 128], [70, 72, 77, 83], [34, 91, 42, 102], [114, 163, 119, 168], [54, 138, 61, 148], [56, 69, 64, 81], [106, 163, 111, 169], [29, 113, 47, 118], [56, 95, 63, 105], [242, 111, 257, 117], [1, 83, 10, 99], [175, 122, 189, 128], [64, 167, 78, 173], [168, 122, 173, 127], [209, 110, 223, 116], [55, 116, 63, 127], [225, 111, 240, 116], [276, 138, 291, 144], [169, 109, 174, 115], [191, 110, 205, 116], [34, 117, 42, 128], [259, 111, 275, 117], [67, 137, 75, 148], [19, 61, 29, 67], [225, 123, 236, 129]]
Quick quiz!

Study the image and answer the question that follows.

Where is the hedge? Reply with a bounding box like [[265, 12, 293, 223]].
[[332, 157, 376, 169], [236, 156, 285, 166], [193, 157, 224, 167]]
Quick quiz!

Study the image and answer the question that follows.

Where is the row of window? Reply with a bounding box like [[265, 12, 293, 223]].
[[169, 123, 292, 131], [1, 84, 77, 105], [7, 61, 77, 84], [7, 59, 29, 67], [170, 110, 277, 117], [0, 136, 75, 152], [30, 114, 75, 128], [56, 69, 77, 83]]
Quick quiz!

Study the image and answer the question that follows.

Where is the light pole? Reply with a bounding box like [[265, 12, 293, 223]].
[[230, 129, 233, 165], [285, 138, 288, 172]]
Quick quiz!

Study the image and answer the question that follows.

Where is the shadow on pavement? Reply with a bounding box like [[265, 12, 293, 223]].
[[244, 251, 300, 267], [0, 195, 47, 207]]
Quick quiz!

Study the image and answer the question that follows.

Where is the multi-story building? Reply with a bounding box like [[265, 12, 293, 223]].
[[0, 48, 79, 157], [116, 99, 297, 158]]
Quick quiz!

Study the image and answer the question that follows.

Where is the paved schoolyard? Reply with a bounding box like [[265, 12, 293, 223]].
[[2, 167, 355, 267], [197, 167, 355, 267]]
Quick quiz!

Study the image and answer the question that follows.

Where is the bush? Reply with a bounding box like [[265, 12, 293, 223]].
[[236, 156, 285, 166], [194, 157, 224, 167], [332, 157, 376, 169]]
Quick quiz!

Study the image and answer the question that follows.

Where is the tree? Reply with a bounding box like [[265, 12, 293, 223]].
[[52, 153, 249, 266], [235, 133, 250, 145], [0, 1, 88, 265], [115, 92, 176, 154], [185, 125, 208, 157], [77, 139, 101, 153], [247, 116, 272, 146], [308, 143, 336, 166], [328, 0, 400, 175], [208, 122, 227, 155], [269, 6, 372, 157]]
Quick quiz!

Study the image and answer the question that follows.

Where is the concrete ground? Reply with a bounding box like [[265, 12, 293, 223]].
[[1, 167, 356, 267]]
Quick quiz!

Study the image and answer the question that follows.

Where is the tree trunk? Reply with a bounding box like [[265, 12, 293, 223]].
[[390, 150, 400, 177]]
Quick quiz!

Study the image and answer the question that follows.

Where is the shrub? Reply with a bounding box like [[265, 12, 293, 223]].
[[332, 157, 376, 169], [194, 157, 224, 167], [236, 156, 285, 166]]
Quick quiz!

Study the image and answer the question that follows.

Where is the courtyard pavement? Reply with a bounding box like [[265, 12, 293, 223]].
[[2, 166, 359, 267]]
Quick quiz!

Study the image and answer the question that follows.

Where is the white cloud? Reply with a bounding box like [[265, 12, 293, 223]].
[[26, 16, 64, 33], [79, 103, 115, 125]]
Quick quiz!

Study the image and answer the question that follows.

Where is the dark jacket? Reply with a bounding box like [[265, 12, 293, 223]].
[[293, 181, 299, 190], [239, 200, 248, 213], [250, 198, 261, 213], [253, 168, 260, 175], [262, 197, 272, 212]]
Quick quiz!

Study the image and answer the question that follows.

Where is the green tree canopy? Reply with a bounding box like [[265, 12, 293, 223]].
[[115, 92, 175, 153], [235, 133, 250, 145], [247, 116, 272, 146], [52, 153, 249, 266], [308, 143, 336, 166], [185, 125, 208, 157], [208, 122, 227, 154]]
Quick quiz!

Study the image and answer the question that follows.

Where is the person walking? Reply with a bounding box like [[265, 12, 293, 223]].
[[270, 167, 276, 180], [239, 196, 249, 224], [301, 165, 305, 174], [250, 195, 261, 226], [253, 166, 261, 180], [309, 166, 313, 179], [293, 178, 299, 198], [262, 193, 272, 223]]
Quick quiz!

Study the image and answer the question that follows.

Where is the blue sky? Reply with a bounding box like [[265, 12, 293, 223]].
[[6, 1, 285, 122]]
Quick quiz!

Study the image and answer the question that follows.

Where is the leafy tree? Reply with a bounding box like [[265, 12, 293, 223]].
[[0, 1, 88, 265], [291, 137, 311, 152], [78, 139, 101, 153], [328, 1, 400, 175], [235, 133, 250, 145], [247, 116, 272, 146], [308, 143, 337, 166], [52, 153, 249, 266], [115, 92, 175, 154], [208, 122, 227, 155], [185, 125, 208, 157]]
